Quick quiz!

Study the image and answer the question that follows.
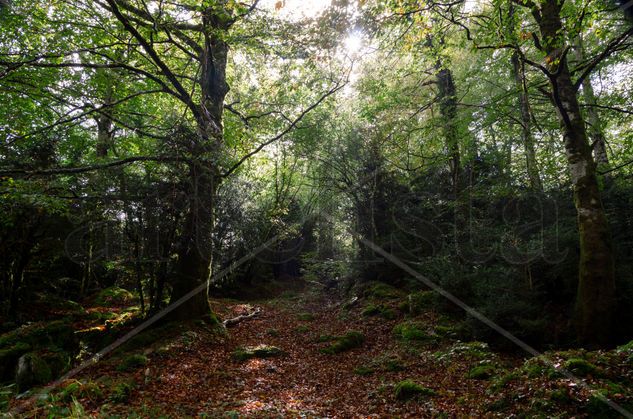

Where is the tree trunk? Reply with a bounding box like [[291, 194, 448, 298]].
[[436, 65, 461, 195], [96, 80, 114, 158], [534, 0, 616, 344], [168, 7, 230, 320], [573, 36, 610, 177], [511, 51, 543, 191]]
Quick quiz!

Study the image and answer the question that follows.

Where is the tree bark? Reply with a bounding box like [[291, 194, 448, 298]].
[[533, 0, 616, 344], [436, 65, 462, 195], [573, 36, 610, 177], [168, 6, 230, 320]]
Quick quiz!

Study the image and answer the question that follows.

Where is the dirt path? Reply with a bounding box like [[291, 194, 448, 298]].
[[76, 287, 507, 418]]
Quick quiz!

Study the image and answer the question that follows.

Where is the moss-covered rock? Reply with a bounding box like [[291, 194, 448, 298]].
[[15, 352, 52, 392], [0, 342, 31, 381], [116, 354, 148, 372], [394, 380, 436, 401], [232, 345, 284, 361], [320, 331, 365, 354]]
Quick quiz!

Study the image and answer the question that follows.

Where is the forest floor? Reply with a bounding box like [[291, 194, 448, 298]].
[[5, 281, 633, 418]]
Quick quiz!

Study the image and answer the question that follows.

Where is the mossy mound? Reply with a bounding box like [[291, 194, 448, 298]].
[[0, 320, 74, 381], [394, 380, 436, 401], [297, 312, 315, 321], [563, 358, 597, 376], [320, 331, 365, 354], [407, 291, 436, 315], [232, 345, 284, 361], [392, 321, 434, 341], [94, 287, 135, 306], [116, 354, 148, 372], [362, 304, 397, 320], [362, 282, 402, 300], [467, 364, 496, 380]]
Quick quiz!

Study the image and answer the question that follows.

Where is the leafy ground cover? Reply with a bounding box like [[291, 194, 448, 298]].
[[3, 283, 633, 417]]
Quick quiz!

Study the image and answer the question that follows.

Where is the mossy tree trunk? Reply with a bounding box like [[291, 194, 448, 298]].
[[527, 0, 616, 344]]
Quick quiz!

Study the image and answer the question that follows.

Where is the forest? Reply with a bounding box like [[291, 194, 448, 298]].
[[1, 0, 633, 416]]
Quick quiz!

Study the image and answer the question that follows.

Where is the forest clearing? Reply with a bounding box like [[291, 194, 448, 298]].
[[1, 0, 633, 417]]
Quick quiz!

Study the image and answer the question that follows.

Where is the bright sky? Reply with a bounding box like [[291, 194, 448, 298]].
[[260, 0, 332, 20]]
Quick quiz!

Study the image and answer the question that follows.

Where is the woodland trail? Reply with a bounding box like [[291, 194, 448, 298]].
[[73, 284, 515, 418]]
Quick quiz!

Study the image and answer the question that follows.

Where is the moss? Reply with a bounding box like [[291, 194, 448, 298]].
[[295, 325, 310, 334], [0, 342, 31, 380], [467, 364, 496, 380], [266, 328, 280, 337], [16, 352, 52, 392], [393, 321, 433, 341], [232, 345, 283, 361], [362, 304, 397, 320], [353, 366, 375, 376], [489, 371, 519, 392], [435, 341, 492, 364], [563, 358, 597, 376], [116, 354, 148, 372], [94, 287, 135, 306], [407, 291, 435, 314], [362, 305, 381, 316], [109, 381, 134, 403], [521, 357, 562, 379], [549, 388, 572, 404], [316, 334, 336, 343], [486, 396, 512, 412], [394, 380, 436, 401], [364, 282, 402, 300], [206, 312, 221, 326], [297, 312, 315, 321], [320, 331, 365, 354]]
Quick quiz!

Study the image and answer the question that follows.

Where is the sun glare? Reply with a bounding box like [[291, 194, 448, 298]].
[[344, 32, 363, 55], [263, 0, 332, 19]]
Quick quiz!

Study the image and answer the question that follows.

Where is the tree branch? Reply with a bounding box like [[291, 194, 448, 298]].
[[221, 81, 346, 178], [0, 156, 188, 177]]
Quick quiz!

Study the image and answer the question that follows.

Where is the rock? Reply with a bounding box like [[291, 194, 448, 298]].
[[15, 353, 52, 392]]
